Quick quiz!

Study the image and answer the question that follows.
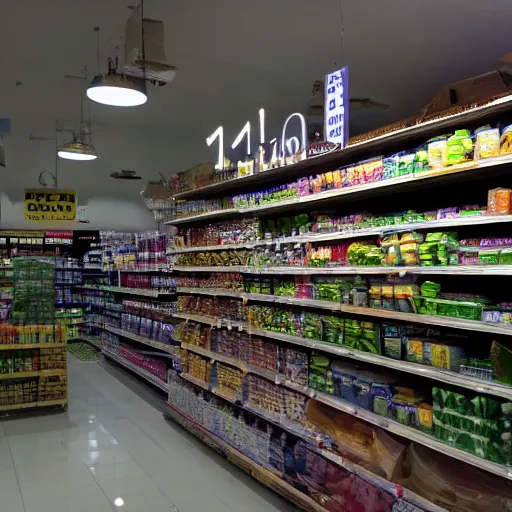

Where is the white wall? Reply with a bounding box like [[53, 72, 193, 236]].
[[0, 193, 156, 231], [0, 120, 208, 231]]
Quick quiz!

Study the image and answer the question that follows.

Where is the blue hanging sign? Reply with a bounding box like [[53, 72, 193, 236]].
[[324, 67, 349, 148]]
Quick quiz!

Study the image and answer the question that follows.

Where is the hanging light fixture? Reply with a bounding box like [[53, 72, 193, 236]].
[[86, 2, 148, 107], [58, 93, 98, 161], [87, 66, 147, 107], [57, 139, 97, 161]]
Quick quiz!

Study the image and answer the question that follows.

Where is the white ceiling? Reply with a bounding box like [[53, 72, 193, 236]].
[[1, 0, 512, 199]]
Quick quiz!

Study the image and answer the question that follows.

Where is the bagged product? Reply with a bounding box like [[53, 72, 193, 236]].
[[475, 126, 500, 159], [487, 187, 512, 214], [500, 124, 512, 155]]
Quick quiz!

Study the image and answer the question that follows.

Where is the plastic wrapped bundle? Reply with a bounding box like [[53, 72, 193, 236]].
[[399, 444, 512, 512], [306, 399, 406, 480]]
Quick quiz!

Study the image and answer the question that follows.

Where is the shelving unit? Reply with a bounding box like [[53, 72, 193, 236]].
[[171, 96, 512, 201], [176, 287, 512, 336], [166, 154, 512, 224], [102, 349, 169, 392], [167, 214, 512, 254], [173, 264, 512, 275], [163, 99, 512, 511], [103, 325, 180, 355], [77, 284, 172, 297]]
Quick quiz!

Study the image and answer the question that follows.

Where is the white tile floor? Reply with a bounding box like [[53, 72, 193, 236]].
[[0, 355, 298, 512]]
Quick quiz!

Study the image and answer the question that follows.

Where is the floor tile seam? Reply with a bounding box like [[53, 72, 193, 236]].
[[5, 434, 28, 512]]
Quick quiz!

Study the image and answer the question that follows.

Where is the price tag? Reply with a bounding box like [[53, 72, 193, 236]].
[[216, 318, 222, 329], [238, 323, 243, 332], [275, 374, 285, 385], [227, 320, 232, 331]]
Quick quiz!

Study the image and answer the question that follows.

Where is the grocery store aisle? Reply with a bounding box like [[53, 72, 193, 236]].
[[0, 355, 297, 512]]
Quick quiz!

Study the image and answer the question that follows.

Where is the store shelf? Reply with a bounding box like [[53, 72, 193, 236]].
[[0, 369, 67, 380], [309, 389, 512, 481], [102, 325, 180, 355], [176, 287, 512, 336], [168, 387, 444, 512], [249, 326, 512, 399], [177, 322, 512, 477], [167, 214, 512, 254], [173, 312, 245, 330], [173, 265, 245, 273], [56, 301, 89, 307], [180, 342, 278, 382], [166, 154, 512, 224], [0, 343, 66, 350], [56, 267, 103, 271], [77, 284, 174, 297], [102, 350, 168, 392], [173, 312, 512, 400], [165, 404, 328, 512], [173, 264, 512, 276], [116, 268, 168, 273], [172, 97, 512, 201], [0, 399, 67, 412], [180, 372, 209, 390]]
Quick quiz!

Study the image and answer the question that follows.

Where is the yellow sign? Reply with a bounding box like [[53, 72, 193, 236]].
[[24, 189, 77, 221]]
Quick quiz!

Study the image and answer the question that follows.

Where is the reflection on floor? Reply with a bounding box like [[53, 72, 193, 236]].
[[0, 354, 298, 512]]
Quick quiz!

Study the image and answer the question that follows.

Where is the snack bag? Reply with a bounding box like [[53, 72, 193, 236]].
[[475, 126, 500, 159], [488, 188, 512, 214], [446, 129, 473, 165], [428, 138, 447, 169], [500, 125, 512, 155]]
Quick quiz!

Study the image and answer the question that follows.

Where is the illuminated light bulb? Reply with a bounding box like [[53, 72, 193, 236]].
[[58, 139, 97, 161], [286, 136, 300, 156], [231, 121, 251, 156], [258, 108, 265, 143], [270, 138, 279, 167], [114, 497, 124, 507], [87, 75, 147, 107], [281, 113, 307, 164], [206, 126, 224, 170]]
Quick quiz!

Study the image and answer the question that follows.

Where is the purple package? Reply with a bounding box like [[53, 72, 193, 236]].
[[161, 323, 173, 344], [482, 310, 501, 323], [152, 320, 161, 342], [436, 207, 458, 220], [140, 317, 152, 337]]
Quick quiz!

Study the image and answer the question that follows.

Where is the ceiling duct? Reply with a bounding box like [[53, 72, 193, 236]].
[[124, 7, 176, 86]]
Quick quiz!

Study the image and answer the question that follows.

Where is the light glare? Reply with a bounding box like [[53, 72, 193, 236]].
[[87, 86, 147, 107], [58, 151, 97, 161]]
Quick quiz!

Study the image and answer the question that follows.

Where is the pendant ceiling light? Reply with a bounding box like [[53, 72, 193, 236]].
[[87, 73, 147, 107], [87, 2, 148, 107], [58, 139, 97, 161], [58, 94, 98, 161]]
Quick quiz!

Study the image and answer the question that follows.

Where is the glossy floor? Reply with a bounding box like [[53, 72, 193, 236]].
[[0, 355, 298, 512]]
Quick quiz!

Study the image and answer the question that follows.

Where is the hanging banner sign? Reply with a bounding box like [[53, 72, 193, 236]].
[[324, 66, 349, 148], [24, 189, 77, 221]]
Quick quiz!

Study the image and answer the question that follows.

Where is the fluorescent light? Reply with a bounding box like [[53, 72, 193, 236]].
[[58, 139, 97, 161], [114, 497, 124, 507], [87, 74, 147, 107]]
